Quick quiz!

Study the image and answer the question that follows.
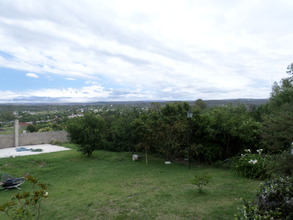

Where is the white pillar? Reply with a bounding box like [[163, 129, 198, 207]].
[[15, 119, 19, 147]]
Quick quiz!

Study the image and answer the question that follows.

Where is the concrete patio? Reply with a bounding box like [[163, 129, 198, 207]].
[[0, 144, 71, 159]]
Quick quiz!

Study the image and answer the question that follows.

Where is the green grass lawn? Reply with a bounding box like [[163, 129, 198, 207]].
[[0, 144, 261, 219]]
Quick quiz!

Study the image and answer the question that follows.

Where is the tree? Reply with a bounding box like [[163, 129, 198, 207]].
[[194, 99, 207, 111], [286, 62, 293, 75], [261, 64, 293, 152], [0, 111, 15, 122], [156, 102, 190, 161], [131, 102, 191, 163], [27, 124, 37, 133], [199, 104, 261, 162], [109, 108, 139, 152], [131, 112, 156, 164], [66, 112, 106, 157]]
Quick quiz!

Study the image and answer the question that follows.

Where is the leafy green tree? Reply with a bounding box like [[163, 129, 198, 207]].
[[27, 124, 37, 133], [66, 113, 106, 157], [156, 102, 190, 161], [132, 102, 191, 162], [199, 104, 261, 162], [194, 99, 207, 111], [132, 102, 191, 160], [131, 112, 157, 164], [286, 62, 293, 75], [261, 68, 293, 152], [110, 108, 139, 152], [0, 111, 15, 122]]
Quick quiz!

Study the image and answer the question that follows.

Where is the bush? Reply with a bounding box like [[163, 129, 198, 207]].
[[190, 174, 212, 193], [49, 139, 63, 146], [266, 151, 293, 177], [233, 149, 269, 180], [236, 176, 293, 220], [0, 175, 48, 220], [66, 113, 106, 157]]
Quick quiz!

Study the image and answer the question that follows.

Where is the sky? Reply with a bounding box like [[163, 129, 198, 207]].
[[0, 0, 292, 103]]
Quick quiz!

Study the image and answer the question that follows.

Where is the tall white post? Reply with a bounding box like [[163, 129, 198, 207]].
[[15, 119, 19, 147]]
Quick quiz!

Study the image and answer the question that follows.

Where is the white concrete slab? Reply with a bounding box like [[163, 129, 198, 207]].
[[0, 144, 71, 159]]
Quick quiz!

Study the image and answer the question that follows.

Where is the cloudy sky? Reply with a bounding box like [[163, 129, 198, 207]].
[[0, 0, 292, 103]]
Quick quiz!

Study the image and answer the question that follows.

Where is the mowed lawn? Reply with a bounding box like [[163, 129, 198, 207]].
[[0, 144, 261, 220]]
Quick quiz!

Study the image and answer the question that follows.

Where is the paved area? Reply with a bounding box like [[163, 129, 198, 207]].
[[0, 144, 71, 159]]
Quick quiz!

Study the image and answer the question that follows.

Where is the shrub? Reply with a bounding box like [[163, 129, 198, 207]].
[[0, 175, 48, 220], [233, 149, 269, 179], [66, 113, 106, 157], [190, 174, 212, 193], [266, 151, 293, 177], [236, 176, 293, 220], [49, 139, 63, 146], [38, 127, 53, 132]]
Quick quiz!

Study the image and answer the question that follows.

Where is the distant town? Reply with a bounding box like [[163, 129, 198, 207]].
[[0, 99, 268, 135]]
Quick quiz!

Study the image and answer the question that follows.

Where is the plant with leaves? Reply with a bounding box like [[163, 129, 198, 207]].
[[265, 150, 293, 177], [233, 149, 268, 180], [0, 175, 48, 220], [261, 66, 293, 152], [109, 108, 140, 152], [156, 102, 191, 161], [131, 111, 159, 164], [235, 176, 293, 220], [199, 104, 261, 162], [66, 112, 106, 157], [190, 174, 212, 193]]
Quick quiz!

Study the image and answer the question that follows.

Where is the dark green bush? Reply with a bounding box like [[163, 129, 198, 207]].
[[266, 151, 293, 177], [190, 174, 212, 193], [236, 176, 293, 220], [233, 149, 269, 180]]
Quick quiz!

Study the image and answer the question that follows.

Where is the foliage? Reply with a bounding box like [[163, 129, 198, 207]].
[[190, 174, 212, 192], [236, 176, 293, 220], [26, 123, 63, 133], [38, 127, 53, 132], [194, 99, 208, 111], [261, 74, 293, 152], [199, 105, 261, 162], [0, 175, 48, 220], [26, 125, 37, 133], [265, 150, 293, 177], [66, 112, 106, 157], [286, 62, 293, 75], [131, 102, 191, 162], [108, 108, 140, 152], [0, 112, 16, 122], [233, 149, 269, 180]]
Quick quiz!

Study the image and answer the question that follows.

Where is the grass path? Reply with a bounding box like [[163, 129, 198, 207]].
[[0, 144, 261, 219]]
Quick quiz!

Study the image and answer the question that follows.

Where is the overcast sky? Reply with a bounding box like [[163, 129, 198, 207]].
[[0, 0, 292, 103]]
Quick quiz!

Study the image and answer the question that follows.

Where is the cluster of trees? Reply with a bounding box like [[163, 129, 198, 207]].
[[67, 65, 293, 161], [67, 101, 261, 161], [26, 123, 64, 133]]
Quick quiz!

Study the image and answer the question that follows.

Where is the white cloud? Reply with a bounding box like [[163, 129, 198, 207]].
[[0, 0, 292, 102], [65, 78, 76, 81], [26, 73, 39, 78]]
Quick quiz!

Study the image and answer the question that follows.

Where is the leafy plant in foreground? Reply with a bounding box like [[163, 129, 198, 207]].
[[0, 175, 48, 220], [235, 176, 293, 220], [191, 174, 212, 193], [233, 149, 268, 180]]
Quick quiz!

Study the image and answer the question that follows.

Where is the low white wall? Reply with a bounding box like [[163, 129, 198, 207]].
[[0, 130, 69, 149]]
